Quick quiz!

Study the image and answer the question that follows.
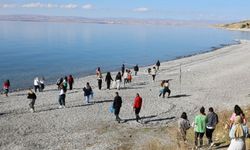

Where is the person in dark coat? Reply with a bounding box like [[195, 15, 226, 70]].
[[27, 89, 37, 113], [68, 75, 74, 90], [121, 64, 125, 76], [105, 72, 113, 90], [83, 82, 93, 104], [113, 92, 122, 123], [134, 64, 139, 76], [156, 60, 160, 70]]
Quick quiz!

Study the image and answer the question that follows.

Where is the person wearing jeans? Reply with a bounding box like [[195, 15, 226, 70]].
[[58, 84, 66, 108], [206, 107, 218, 146]]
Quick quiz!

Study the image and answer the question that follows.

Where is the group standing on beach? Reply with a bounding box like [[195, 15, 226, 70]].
[[2, 58, 250, 150], [33, 77, 45, 92], [178, 104, 250, 150]]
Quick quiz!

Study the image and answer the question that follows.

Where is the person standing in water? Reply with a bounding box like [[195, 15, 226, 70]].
[[3, 80, 10, 97], [133, 93, 142, 122], [105, 72, 113, 90], [96, 67, 103, 90], [68, 75, 74, 90], [113, 92, 122, 123], [27, 89, 37, 113]]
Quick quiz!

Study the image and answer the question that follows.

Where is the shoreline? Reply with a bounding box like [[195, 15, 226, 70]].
[[4, 40, 241, 93], [1, 39, 250, 149]]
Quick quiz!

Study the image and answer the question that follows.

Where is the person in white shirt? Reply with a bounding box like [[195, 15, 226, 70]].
[[33, 77, 40, 92], [58, 84, 66, 108], [151, 67, 157, 81]]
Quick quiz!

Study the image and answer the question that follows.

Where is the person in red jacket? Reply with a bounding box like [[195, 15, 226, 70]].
[[133, 93, 142, 122], [3, 80, 10, 97], [68, 75, 74, 90]]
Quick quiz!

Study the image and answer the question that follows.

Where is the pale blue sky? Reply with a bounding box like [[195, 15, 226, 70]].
[[0, 0, 249, 21]]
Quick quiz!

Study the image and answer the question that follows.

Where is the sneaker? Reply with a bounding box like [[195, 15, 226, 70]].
[[210, 142, 214, 147], [62, 105, 66, 108], [30, 108, 34, 113], [59, 105, 63, 109]]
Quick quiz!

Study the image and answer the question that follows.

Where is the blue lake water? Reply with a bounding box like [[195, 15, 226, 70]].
[[1, 21, 250, 90]]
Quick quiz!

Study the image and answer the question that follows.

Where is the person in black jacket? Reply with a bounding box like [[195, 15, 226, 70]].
[[121, 64, 125, 76], [134, 64, 139, 76], [156, 60, 160, 70], [83, 82, 93, 104], [113, 92, 122, 123], [105, 72, 113, 90], [27, 89, 37, 113]]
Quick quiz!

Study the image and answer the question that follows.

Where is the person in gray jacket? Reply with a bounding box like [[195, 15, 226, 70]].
[[178, 112, 191, 142], [206, 107, 218, 146]]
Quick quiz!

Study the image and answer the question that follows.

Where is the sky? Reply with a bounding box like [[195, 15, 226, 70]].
[[0, 0, 249, 21]]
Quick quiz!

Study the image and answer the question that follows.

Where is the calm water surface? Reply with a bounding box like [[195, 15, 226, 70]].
[[0, 21, 250, 89]]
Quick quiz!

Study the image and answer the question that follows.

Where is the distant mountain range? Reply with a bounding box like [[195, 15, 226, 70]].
[[0, 15, 221, 26]]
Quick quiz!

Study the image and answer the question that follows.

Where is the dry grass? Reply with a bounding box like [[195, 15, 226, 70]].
[[137, 106, 250, 150]]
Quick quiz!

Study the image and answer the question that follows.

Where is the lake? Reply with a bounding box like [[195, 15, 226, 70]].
[[0, 21, 250, 90]]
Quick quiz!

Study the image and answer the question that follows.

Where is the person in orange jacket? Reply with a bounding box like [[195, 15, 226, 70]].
[[133, 93, 142, 122]]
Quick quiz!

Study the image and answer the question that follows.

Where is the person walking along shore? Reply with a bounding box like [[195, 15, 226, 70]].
[[83, 82, 93, 104], [115, 72, 122, 90], [58, 84, 66, 109], [133, 93, 142, 122], [34, 77, 40, 92], [105, 72, 113, 90], [134, 64, 139, 76], [27, 89, 36, 113], [96, 67, 103, 90], [68, 75, 74, 90], [151, 67, 157, 81], [3, 80, 10, 97], [113, 92, 122, 123], [156, 60, 160, 70]]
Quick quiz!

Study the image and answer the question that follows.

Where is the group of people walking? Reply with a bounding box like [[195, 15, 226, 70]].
[[112, 92, 143, 123], [178, 105, 248, 150]]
